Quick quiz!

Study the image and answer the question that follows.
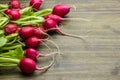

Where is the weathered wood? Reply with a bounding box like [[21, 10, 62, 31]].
[[1, 0, 120, 80]]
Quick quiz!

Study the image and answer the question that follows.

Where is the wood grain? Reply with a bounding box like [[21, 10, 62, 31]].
[[1, 0, 120, 80]]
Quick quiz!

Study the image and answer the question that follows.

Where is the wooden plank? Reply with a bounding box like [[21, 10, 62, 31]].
[[1, 0, 120, 80]]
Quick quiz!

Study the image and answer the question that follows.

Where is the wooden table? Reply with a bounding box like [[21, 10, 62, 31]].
[[1, 0, 120, 80]]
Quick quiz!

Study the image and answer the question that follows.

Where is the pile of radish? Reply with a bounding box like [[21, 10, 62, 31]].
[[0, 0, 80, 74]]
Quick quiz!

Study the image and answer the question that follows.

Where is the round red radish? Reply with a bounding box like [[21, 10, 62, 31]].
[[19, 58, 36, 74], [44, 19, 58, 30], [30, 0, 44, 11], [5, 9, 21, 20], [44, 14, 64, 23], [25, 48, 46, 61], [33, 27, 45, 38], [4, 24, 18, 35], [25, 36, 42, 48], [52, 4, 71, 17], [9, 0, 21, 9], [4, 9, 11, 14], [19, 27, 35, 39], [19, 58, 53, 74], [44, 19, 83, 39]]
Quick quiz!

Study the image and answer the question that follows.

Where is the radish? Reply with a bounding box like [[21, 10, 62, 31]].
[[25, 48, 56, 61], [4, 9, 11, 14], [25, 36, 60, 51], [42, 19, 56, 29], [52, 4, 71, 17], [4, 9, 21, 20], [19, 58, 36, 74], [19, 27, 35, 39], [9, 0, 21, 9], [44, 14, 64, 23], [4, 24, 18, 35], [30, 0, 44, 11], [44, 19, 84, 39], [19, 57, 54, 74], [25, 36, 42, 48], [44, 14, 90, 24], [33, 27, 45, 39]]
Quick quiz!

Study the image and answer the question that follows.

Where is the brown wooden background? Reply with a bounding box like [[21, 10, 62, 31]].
[[1, 0, 120, 80]]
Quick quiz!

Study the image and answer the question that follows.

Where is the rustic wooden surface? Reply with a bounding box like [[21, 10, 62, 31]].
[[1, 0, 120, 80]]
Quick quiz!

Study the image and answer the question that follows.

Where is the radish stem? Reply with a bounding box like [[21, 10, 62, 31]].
[[6, 37, 17, 45], [0, 57, 19, 64]]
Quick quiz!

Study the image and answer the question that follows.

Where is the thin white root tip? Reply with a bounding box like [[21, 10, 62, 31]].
[[44, 39, 61, 54], [36, 51, 56, 71], [71, 5, 77, 11], [78, 18, 91, 22], [42, 42, 52, 52], [45, 28, 87, 44], [66, 18, 91, 22]]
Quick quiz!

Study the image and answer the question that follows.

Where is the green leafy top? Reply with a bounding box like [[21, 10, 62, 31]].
[[0, 46, 24, 66], [0, 46, 24, 59], [0, 37, 7, 48]]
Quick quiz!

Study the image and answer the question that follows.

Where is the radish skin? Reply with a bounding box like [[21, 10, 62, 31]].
[[25, 36, 42, 48], [33, 27, 45, 39], [44, 14, 64, 23], [44, 19, 84, 39], [4, 9, 21, 20], [9, 0, 21, 9], [52, 4, 71, 17], [44, 14, 90, 23], [19, 55, 55, 74], [19, 58, 36, 74], [4, 9, 11, 14], [30, 0, 44, 11], [25, 36, 60, 55], [19, 27, 35, 39], [4, 24, 18, 35], [25, 48, 57, 61]]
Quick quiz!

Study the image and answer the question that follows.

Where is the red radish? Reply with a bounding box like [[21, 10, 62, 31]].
[[25, 48, 55, 61], [44, 19, 57, 30], [4, 24, 18, 35], [4, 9, 11, 14], [44, 14, 64, 23], [19, 58, 54, 74], [33, 27, 45, 38], [52, 4, 71, 17], [4, 9, 21, 20], [19, 27, 35, 39], [44, 19, 84, 39], [44, 14, 89, 23], [19, 58, 36, 74], [25, 36, 42, 48], [25, 36, 59, 49], [9, 0, 21, 9], [30, 0, 44, 11]]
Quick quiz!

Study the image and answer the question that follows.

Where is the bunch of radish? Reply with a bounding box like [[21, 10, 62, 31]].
[[0, 0, 81, 74]]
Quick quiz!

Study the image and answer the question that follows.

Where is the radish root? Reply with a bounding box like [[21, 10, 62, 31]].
[[36, 51, 56, 70], [63, 17, 91, 22], [71, 5, 77, 11], [43, 39, 61, 55], [46, 28, 84, 39], [41, 41, 52, 52]]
